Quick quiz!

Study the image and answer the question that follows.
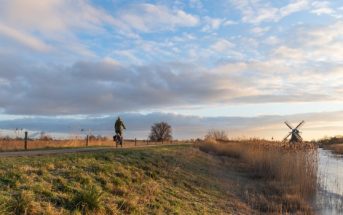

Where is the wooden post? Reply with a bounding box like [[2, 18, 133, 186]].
[[147, 139, 149, 145], [24, 131, 28, 150], [86, 135, 89, 147], [162, 139, 163, 144], [135, 138, 137, 146]]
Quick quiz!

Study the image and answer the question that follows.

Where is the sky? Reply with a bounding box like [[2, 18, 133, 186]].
[[0, 0, 342, 140]]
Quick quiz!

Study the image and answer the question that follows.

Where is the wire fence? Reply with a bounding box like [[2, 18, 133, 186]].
[[0, 135, 181, 152]]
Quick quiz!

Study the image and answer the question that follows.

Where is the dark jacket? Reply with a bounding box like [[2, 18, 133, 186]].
[[114, 118, 126, 133]]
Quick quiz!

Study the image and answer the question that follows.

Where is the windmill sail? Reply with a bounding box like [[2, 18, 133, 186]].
[[283, 121, 305, 143]]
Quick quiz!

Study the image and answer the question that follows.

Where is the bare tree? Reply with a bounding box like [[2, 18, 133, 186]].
[[204, 129, 228, 143], [149, 122, 172, 141]]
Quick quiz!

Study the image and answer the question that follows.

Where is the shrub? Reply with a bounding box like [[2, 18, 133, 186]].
[[204, 129, 228, 143]]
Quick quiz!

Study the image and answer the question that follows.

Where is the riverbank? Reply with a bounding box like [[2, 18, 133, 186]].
[[0, 142, 321, 214], [323, 144, 343, 154], [0, 144, 253, 214], [197, 140, 318, 214]]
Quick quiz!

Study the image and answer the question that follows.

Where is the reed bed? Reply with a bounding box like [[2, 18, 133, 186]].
[[323, 144, 343, 155], [197, 140, 318, 213]]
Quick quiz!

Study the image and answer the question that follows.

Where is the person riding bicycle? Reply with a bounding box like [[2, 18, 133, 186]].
[[114, 117, 126, 145]]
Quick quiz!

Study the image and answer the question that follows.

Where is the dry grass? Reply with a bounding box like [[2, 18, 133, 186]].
[[0, 139, 175, 151], [323, 144, 343, 154], [196, 140, 318, 214], [0, 145, 251, 214], [318, 136, 343, 145]]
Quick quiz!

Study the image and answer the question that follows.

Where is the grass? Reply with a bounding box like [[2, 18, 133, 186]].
[[0, 144, 248, 214], [196, 140, 318, 214], [0, 142, 320, 214]]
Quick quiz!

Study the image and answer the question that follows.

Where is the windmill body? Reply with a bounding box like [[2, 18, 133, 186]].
[[283, 121, 305, 143]]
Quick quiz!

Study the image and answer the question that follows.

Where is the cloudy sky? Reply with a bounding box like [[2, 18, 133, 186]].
[[0, 0, 342, 140]]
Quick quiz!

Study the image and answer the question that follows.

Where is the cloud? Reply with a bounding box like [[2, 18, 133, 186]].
[[0, 0, 117, 33], [0, 0, 119, 56], [271, 21, 343, 63], [0, 22, 52, 52], [231, 0, 310, 24], [0, 51, 341, 116], [0, 1, 199, 57], [210, 39, 235, 53], [273, 46, 306, 61], [0, 0, 342, 119], [250, 26, 270, 36], [223, 20, 238, 26], [311, 1, 336, 16], [0, 57, 247, 115], [202, 16, 224, 32], [118, 3, 199, 32], [1, 111, 343, 140]]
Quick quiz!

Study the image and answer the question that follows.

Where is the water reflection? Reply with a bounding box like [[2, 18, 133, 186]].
[[316, 148, 343, 215]]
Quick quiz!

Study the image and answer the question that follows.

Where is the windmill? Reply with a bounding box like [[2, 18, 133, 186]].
[[283, 121, 305, 143]]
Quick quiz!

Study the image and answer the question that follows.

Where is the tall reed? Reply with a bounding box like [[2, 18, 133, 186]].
[[197, 140, 318, 213]]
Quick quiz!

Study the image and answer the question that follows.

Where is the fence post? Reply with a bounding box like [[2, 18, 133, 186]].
[[86, 135, 89, 147], [162, 139, 163, 144], [135, 138, 137, 146], [24, 131, 28, 150], [147, 139, 148, 145]]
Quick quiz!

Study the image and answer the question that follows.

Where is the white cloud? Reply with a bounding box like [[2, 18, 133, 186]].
[[119, 4, 199, 32], [0, 1, 200, 58], [264, 36, 281, 45], [311, 1, 335, 15], [280, 0, 309, 17], [0, 22, 52, 52], [231, 0, 309, 24], [0, 0, 116, 34], [273, 46, 306, 61], [0, 0, 118, 56], [223, 20, 238, 26], [251, 26, 270, 35], [210, 39, 235, 52], [201, 16, 236, 32]]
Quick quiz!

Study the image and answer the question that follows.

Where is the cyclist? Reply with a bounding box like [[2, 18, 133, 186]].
[[114, 117, 126, 146]]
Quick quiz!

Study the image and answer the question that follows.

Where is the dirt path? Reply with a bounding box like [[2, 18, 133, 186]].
[[0, 144, 183, 157]]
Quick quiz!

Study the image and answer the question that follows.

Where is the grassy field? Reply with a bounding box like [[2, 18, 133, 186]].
[[0, 144, 252, 215], [0, 142, 319, 214]]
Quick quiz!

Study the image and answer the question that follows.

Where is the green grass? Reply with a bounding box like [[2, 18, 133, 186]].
[[0, 145, 244, 214]]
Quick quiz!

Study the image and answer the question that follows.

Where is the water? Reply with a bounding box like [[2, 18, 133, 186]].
[[316, 148, 343, 214]]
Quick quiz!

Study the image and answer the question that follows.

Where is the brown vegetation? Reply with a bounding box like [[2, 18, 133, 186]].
[[318, 136, 343, 145], [196, 140, 318, 214], [0, 138, 176, 151], [323, 144, 343, 154]]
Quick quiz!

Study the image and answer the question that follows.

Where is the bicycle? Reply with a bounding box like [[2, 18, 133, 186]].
[[113, 134, 123, 148]]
